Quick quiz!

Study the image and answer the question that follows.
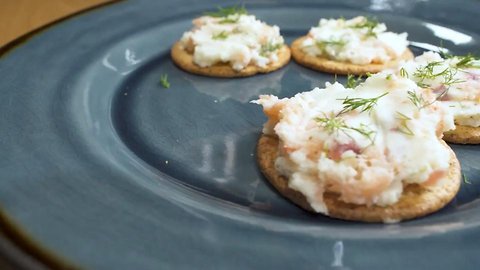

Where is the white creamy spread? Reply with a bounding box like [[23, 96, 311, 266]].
[[398, 51, 480, 127], [301, 16, 409, 65], [180, 13, 285, 70], [253, 73, 454, 214]]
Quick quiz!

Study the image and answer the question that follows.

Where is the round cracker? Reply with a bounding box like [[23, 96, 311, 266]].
[[256, 134, 461, 223], [170, 42, 291, 78], [291, 36, 414, 75], [443, 124, 480, 144]]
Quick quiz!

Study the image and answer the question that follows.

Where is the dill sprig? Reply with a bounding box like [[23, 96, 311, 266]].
[[438, 41, 453, 59], [399, 67, 409, 78], [455, 54, 480, 69], [413, 61, 446, 79], [204, 5, 247, 17], [407, 90, 430, 109], [350, 16, 380, 37], [413, 61, 464, 88], [316, 39, 347, 51], [159, 74, 170, 89], [463, 173, 471, 184], [314, 115, 376, 144], [315, 114, 347, 134], [204, 5, 247, 23], [212, 31, 229, 40], [219, 17, 242, 24], [439, 48, 480, 69], [439, 50, 453, 59], [395, 111, 414, 136], [346, 74, 364, 88], [410, 59, 466, 105], [349, 123, 377, 144], [313, 92, 387, 146], [338, 92, 388, 114], [260, 43, 282, 57], [408, 87, 452, 109]]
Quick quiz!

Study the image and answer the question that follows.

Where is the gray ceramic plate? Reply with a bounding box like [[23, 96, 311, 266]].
[[1, 0, 479, 269]]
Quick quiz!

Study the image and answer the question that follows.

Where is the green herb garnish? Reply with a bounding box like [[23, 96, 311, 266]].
[[348, 123, 377, 144], [350, 16, 380, 37], [386, 74, 392, 80], [313, 92, 387, 146], [408, 58, 467, 105], [407, 90, 429, 109], [436, 43, 479, 68], [338, 92, 388, 114], [455, 54, 480, 69], [413, 61, 446, 79], [399, 67, 409, 78], [463, 173, 471, 184], [438, 47, 480, 69], [204, 5, 247, 23], [160, 74, 170, 89], [346, 74, 364, 88], [316, 39, 347, 51], [315, 114, 348, 134], [212, 31, 229, 40], [219, 17, 241, 24], [204, 5, 247, 17], [395, 111, 415, 136], [439, 50, 453, 59], [260, 43, 282, 57], [438, 40, 452, 59], [315, 114, 376, 144], [413, 61, 464, 88]]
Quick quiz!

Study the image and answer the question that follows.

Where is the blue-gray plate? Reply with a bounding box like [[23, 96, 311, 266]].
[[1, 0, 479, 269]]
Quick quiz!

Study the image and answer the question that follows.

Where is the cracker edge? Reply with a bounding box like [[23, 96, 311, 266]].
[[290, 36, 414, 75], [256, 134, 461, 223], [444, 124, 480, 144], [170, 41, 291, 78]]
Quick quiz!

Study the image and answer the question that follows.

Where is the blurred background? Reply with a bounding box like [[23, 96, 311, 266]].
[[0, 1, 115, 269], [0, 0, 111, 47]]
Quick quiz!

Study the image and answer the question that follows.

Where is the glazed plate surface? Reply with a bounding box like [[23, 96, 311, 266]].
[[0, 0, 479, 269]]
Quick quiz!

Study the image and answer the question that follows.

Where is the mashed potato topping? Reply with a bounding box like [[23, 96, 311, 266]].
[[301, 16, 408, 65], [398, 51, 480, 127], [179, 12, 285, 71], [253, 73, 454, 213]]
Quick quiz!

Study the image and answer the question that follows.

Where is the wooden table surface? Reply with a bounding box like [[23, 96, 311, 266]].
[[0, 0, 113, 268], [0, 0, 111, 48]]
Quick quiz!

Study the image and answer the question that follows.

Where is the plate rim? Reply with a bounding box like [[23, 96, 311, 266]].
[[0, 0, 479, 268], [0, 1, 121, 268]]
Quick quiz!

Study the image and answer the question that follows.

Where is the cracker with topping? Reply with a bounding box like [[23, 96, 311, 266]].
[[257, 135, 460, 222], [171, 42, 290, 77], [444, 123, 480, 144], [171, 6, 291, 78], [252, 73, 461, 222], [291, 17, 414, 75], [396, 51, 480, 144]]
